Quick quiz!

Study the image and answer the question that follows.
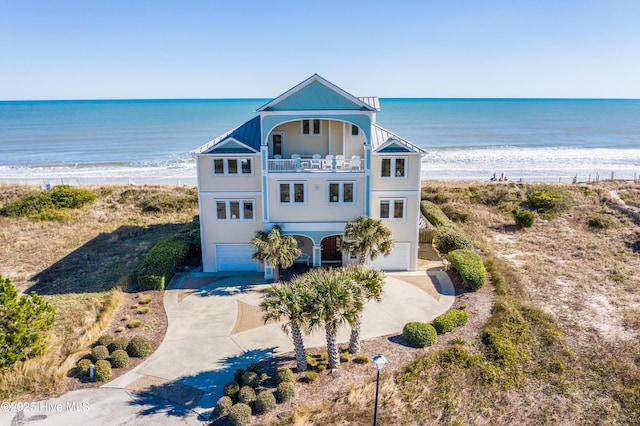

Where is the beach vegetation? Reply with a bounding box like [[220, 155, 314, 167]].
[[420, 200, 455, 227], [433, 226, 473, 253], [512, 208, 535, 228], [0, 185, 96, 221], [588, 213, 614, 230], [447, 249, 486, 290], [526, 186, 572, 217], [440, 204, 471, 223], [139, 190, 198, 214]]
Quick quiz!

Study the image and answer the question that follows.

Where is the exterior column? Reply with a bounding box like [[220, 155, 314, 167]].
[[313, 244, 322, 267]]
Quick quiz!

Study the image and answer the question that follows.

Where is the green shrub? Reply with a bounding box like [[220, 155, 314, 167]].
[[223, 381, 240, 400], [255, 391, 277, 414], [513, 209, 535, 228], [340, 352, 350, 363], [127, 336, 152, 358], [305, 370, 319, 383], [402, 322, 437, 348], [527, 188, 571, 215], [439, 345, 481, 368], [138, 238, 191, 291], [0, 276, 55, 368], [0, 185, 95, 219], [433, 226, 473, 253], [276, 381, 296, 402], [448, 249, 486, 290], [441, 204, 470, 223], [238, 386, 257, 405], [49, 185, 96, 208], [109, 336, 130, 352], [228, 403, 252, 426], [420, 200, 455, 227], [91, 345, 109, 362], [137, 306, 150, 314], [276, 367, 294, 384], [76, 359, 92, 377], [588, 213, 613, 229], [482, 331, 518, 367], [354, 355, 369, 364], [234, 368, 246, 384], [96, 334, 115, 348], [241, 371, 259, 388], [139, 193, 198, 214], [214, 396, 233, 416], [432, 309, 469, 335], [127, 319, 143, 328], [138, 295, 152, 304], [246, 362, 263, 374], [110, 349, 129, 368], [94, 359, 112, 382]]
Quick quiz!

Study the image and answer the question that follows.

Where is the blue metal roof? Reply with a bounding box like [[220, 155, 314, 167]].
[[194, 116, 261, 155]]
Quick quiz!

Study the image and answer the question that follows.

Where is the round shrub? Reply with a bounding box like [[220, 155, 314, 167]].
[[276, 381, 295, 402], [305, 370, 319, 383], [237, 386, 256, 405], [94, 359, 112, 382], [527, 188, 571, 213], [228, 403, 252, 426], [275, 367, 294, 384], [76, 358, 92, 377], [109, 336, 130, 353], [255, 391, 276, 414], [96, 334, 115, 348], [91, 345, 109, 362], [223, 381, 240, 400], [448, 249, 486, 290], [512, 209, 535, 228], [402, 322, 437, 348], [128, 336, 152, 358], [110, 349, 129, 368], [432, 309, 469, 335], [241, 371, 259, 388], [433, 226, 473, 253], [214, 396, 233, 416], [246, 362, 263, 374], [233, 368, 245, 384]]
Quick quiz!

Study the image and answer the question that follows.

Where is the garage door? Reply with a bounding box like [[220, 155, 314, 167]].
[[216, 244, 258, 271], [370, 242, 410, 271]]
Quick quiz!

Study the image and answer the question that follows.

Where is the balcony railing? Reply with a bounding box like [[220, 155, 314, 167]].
[[268, 157, 363, 173]]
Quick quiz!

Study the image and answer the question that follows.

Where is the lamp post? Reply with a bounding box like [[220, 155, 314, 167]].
[[372, 354, 388, 426]]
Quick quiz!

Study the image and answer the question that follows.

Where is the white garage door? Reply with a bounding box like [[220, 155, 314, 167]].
[[216, 244, 258, 271], [370, 242, 410, 271]]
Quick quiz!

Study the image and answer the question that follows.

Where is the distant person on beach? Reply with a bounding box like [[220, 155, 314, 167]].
[[491, 173, 497, 181]]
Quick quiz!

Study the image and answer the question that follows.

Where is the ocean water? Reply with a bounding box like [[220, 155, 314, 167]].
[[1, 98, 639, 185]]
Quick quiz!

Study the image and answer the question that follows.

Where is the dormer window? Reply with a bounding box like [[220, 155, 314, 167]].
[[302, 119, 321, 135]]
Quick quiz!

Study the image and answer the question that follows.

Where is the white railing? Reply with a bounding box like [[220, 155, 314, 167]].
[[267, 158, 363, 172]]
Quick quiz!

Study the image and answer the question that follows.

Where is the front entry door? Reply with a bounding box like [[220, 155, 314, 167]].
[[321, 235, 342, 265]]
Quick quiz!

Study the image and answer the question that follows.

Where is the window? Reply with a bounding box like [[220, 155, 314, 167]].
[[328, 182, 355, 204], [379, 198, 405, 219], [351, 124, 359, 136], [272, 133, 283, 156], [216, 200, 254, 221], [302, 119, 321, 135], [279, 182, 305, 204], [380, 157, 406, 178], [213, 158, 252, 175]]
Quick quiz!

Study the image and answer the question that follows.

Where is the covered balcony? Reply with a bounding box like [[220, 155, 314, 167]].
[[267, 154, 363, 173]]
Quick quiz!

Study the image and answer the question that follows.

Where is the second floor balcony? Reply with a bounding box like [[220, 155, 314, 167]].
[[267, 154, 363, 173]]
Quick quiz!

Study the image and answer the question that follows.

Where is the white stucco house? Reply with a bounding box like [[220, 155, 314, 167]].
[[193, 74, 424, 278]]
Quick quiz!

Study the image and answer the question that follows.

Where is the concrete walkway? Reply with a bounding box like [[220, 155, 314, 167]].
[[1, 268, 454, 425]]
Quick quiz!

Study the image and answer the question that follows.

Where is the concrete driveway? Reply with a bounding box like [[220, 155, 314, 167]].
[[1, 269, 454, 425]]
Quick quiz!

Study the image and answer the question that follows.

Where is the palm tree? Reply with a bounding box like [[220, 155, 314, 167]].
[[251, 225, 301, 282], [345, 265, 385, 354], [341, 216, 394, 266], [260, 276, 313, 371], [306, 268, 358, 369]]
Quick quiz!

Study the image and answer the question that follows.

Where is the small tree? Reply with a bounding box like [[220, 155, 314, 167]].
[[0, 276, 56, 368], [260, 276, 312, 371], [341, 216, 394, 266], [345, 265, 385, 353], [251, 225, 301, 282]]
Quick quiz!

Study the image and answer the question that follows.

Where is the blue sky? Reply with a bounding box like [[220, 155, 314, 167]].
[[1, 0, 639, 100]]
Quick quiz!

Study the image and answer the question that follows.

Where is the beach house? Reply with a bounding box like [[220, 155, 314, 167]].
[[193, 74, 424, 278]]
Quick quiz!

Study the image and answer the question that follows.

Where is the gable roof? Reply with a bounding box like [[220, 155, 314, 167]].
[[192, 116, 261, 155], [257, 74, 378, 112], [371, 123, 425, 154]]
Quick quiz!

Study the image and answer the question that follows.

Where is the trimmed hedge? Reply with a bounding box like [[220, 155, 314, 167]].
[[96, 334, 115, 348], [228, 403, 252, 426], [420, 200, 456, 227], [237, 386, 257, 405], [223, 381, 240, 400], [110, 349, 129, 368], [432, 309, 469, 335], [402, 322, 437, 348], [241, 371, 259, 388], [214, 396, 233, 416], [109, 336, 130, 352], [94, 359, 112, 382], [76, 359, 92, 377], [138, 238, 191, 290], [433, 226, 473, 253], [255, 390, 276, 414], [448, 249, 486, 290], [276, 382, 295, 402], [275, 367, 294, 384], [91, 345, 109, 362], [127, 336, 153, 358]]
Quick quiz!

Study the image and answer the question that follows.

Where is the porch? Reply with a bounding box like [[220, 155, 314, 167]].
[[267, 155, 363, 173]]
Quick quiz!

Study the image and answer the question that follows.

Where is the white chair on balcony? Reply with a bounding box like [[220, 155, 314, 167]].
[[351, 155, 361, 170], [291, 154, 301, 171], [324, 154, 334, 170], [311, 154, 321, 169], [336, 155, 345, 169], [291, 154, 300, 159]]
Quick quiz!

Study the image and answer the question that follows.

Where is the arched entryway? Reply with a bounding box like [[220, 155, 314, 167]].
[[321, 235, 342, 266]]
